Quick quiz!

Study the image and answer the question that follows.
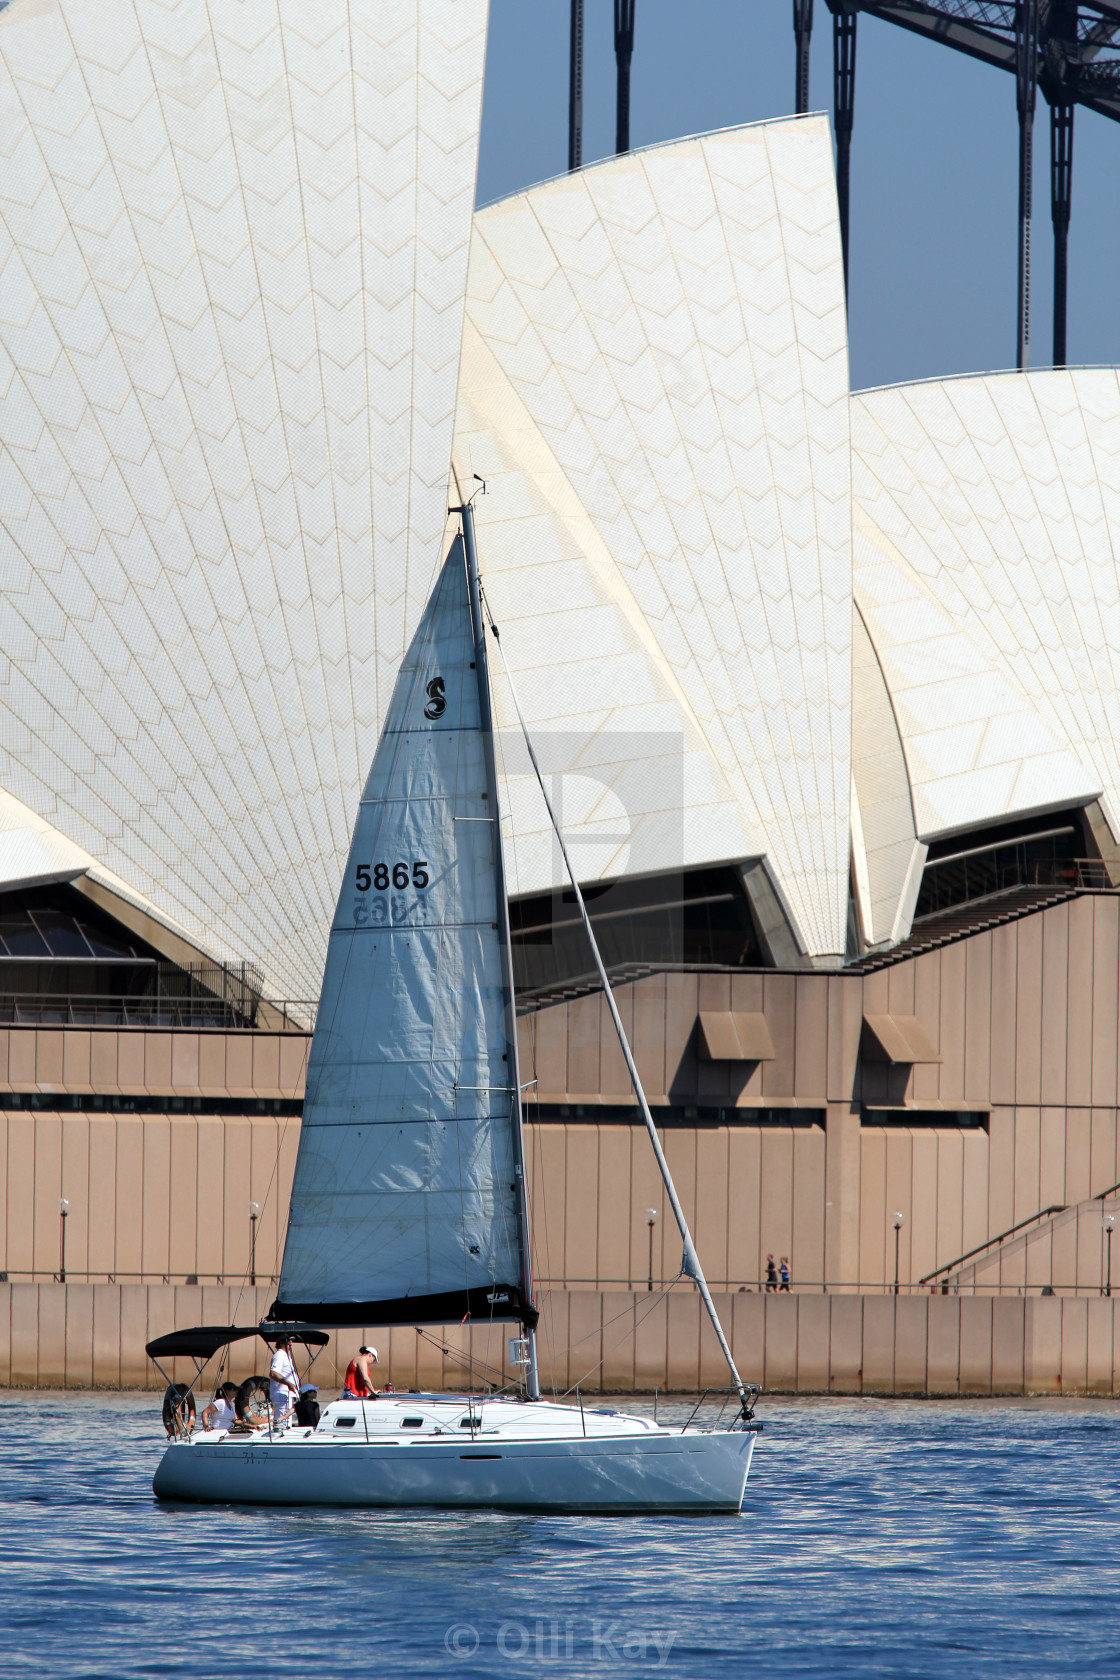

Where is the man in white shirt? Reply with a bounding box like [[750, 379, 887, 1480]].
[[269, 1336, 300, 1429]]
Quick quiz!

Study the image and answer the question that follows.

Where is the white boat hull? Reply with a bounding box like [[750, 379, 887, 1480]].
[[153, 1422, 757, 1514]]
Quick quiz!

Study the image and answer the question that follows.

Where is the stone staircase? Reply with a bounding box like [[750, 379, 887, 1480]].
[[851, 883, 1087, 974]]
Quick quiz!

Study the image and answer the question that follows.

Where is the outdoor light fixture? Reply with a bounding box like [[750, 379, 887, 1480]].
[[1104, 1212, 1116, 1299], [646, 1207, 658, 1293], [892, 1211, 905, 1297], [58, 1198, 70, 1284], [249, 1200, 261, 1287]]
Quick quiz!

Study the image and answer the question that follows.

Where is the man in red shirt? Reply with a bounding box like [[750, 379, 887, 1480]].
[[342, 1345, 379, 1399]]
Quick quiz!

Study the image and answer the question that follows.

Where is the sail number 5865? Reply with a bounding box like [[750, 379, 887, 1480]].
[[356, 861, 429, 891]]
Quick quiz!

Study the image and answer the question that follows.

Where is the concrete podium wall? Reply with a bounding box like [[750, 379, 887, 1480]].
[[4, 1283, 1120, 1397]]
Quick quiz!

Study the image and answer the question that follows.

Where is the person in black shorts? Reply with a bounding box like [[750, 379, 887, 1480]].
[[765, 1253, 778, 1292]]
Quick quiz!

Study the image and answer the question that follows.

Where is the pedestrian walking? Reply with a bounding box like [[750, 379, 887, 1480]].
[[779, 1257, 791, 1292], [765, 1253, 778, 1292]]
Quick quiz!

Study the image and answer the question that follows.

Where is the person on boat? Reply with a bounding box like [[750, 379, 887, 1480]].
[[201, 1382, 238, 1432], [342, 1345, 379, 1399], [269, 1335, 300, 1429], [294, 1383, 320, 1427]]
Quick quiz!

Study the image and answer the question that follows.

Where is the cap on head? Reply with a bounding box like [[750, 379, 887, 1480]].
[[360, 1345, 379, 1362]]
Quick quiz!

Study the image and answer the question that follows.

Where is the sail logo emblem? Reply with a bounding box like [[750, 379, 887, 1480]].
[[424, 676, 446, 719], [487, 1289, 509, 1305]]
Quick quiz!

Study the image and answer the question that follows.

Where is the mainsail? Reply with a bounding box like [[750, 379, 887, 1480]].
[[273, 540, 534, 1327]]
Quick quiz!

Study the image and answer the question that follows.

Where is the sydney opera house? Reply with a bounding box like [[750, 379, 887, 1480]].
[[1, 0, 1120, 1392]]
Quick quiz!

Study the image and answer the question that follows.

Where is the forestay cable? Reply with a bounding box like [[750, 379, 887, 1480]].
[[481, 591, 751, 1416]]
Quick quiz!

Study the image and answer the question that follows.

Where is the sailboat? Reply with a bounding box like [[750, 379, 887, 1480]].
[[151, 496, 761, 1512]]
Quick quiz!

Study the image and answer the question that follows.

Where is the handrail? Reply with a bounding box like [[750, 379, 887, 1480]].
[[920, 1179, 1120, 1287], [0, 993, 316, 1031], [914, 856, 1118, 924], [919, 1206, 1068, 1285]]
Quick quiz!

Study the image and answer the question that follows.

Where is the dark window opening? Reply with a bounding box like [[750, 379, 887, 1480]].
[[862, 1109, 988, 1129], [509, 865, 762, 995], [524, 1102, 823, 1128], [0, 1092, 303, 1117], [914, 809, 1096, 922], [0, 882, 269, 1028]]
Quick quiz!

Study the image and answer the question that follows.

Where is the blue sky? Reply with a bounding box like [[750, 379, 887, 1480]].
[[476, 1, 1120, 391]]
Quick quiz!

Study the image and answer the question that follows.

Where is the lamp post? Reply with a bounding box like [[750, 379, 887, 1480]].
[[249, 1200, 260, 1287], [892, 1211, 905, 1297], [1104, 1212, 1115, 1299], [645, 1207, 658, 1292], [58, 1198, 69, 1284]]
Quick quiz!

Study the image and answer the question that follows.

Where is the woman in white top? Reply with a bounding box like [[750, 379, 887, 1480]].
[[201, 1383, 238, 1431]]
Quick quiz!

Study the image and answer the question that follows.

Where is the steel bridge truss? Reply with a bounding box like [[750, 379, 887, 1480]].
[[794, 1, 1120, 367]]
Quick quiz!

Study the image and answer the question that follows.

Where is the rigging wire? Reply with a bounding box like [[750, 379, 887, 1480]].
[[561, 1268, 685, 1396], [479, 582, 749, 1413], [487, 629, 545, 1402]]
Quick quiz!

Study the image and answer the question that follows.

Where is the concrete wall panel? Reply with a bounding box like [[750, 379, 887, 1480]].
[[731, 1291, 766, 1388], [893, 1296, 927, 1393], [601, 1292, 636, 1391], [795, 1292, 830, 1391], [991, 1299, 1025, 1393], [828, 1293, 863, 1393], [861, 1296, 894, 1392], [763, 1295, 798, 1390], [958, 1297, 992, 1394], [1024, 1299, 1061, 1393], [9, 1283, 36, 1385], [926, 1299, 960, 1395]]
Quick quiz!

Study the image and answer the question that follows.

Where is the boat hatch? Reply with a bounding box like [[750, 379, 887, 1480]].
[[335, 1417, 356, 1429], [402, 1418, 424, 1428]]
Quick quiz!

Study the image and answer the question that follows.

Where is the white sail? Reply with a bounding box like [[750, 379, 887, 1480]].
[[274, 545, 532, 1326]]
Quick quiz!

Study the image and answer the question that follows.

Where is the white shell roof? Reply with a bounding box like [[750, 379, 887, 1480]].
[[458, 117, 853, 959], [0, 0, 1117, 987], [852, 370, 1115, 841], [0, 0, 485, 998]]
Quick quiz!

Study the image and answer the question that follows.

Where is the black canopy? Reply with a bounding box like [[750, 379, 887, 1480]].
[[145, 1323, 330, 1361]]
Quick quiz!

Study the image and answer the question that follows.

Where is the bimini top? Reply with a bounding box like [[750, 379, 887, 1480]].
[[145, 1323, 330, 1362]]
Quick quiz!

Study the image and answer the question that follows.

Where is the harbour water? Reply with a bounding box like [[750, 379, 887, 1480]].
[[2, 1391, 1118, 1678]]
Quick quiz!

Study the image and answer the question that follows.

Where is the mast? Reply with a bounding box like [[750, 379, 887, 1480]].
[[456, 494, 541, 1400], [483, 597, 751, 1416]]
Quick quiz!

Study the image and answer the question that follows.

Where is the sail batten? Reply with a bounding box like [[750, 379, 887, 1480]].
[[274, 541, 531, 1328]]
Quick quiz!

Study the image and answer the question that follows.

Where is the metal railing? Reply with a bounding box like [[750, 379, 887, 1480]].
[[914, 855, 1118, 922], [532, 1276, 1120, 1297], [919, 1206, 1068, 1286], [0, 993, 316, 1031], [0, 1272, 1114, 1297], [0, 1269, 279, 1285]]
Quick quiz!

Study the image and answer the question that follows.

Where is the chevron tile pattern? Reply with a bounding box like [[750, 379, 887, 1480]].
[[853, 370, 1113, 839], [456, 118, 852, 959], [0, 0, 486, 997]]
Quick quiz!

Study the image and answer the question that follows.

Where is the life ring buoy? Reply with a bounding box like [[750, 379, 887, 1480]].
[[162, 1383, 196, 1437], [236, 1375, 271, 1428]]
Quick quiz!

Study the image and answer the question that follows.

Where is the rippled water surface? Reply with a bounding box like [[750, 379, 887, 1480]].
[[2, 1391, 1118, 1677]]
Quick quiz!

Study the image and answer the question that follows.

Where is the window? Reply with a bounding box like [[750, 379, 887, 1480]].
[[525, 1102, 823, 1128], [509, 865, 762, 995], [862, 1109, 988, 1129], [914, 811, 1091, 921]]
